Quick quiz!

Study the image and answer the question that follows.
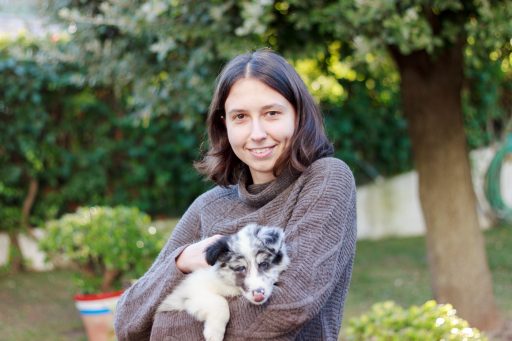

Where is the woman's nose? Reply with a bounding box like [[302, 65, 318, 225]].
[[250, 119, 267, 141]]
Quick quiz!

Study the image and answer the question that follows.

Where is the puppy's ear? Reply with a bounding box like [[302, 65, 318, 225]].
[[205, 236, 230, 266], [256, 227, 285, 252]]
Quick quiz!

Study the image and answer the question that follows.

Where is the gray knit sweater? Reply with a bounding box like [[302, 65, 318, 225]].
[[114, 157, 357, 341]]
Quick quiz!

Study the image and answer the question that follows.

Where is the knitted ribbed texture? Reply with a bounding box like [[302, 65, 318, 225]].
[[114, 157, 357, 341]]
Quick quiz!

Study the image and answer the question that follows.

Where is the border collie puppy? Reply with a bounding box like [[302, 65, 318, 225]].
[[156, 223, 289, 341]]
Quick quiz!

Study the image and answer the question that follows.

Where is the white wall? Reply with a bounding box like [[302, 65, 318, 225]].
[[0, 229, 53, 271]]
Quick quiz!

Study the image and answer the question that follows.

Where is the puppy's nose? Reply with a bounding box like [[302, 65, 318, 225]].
[[253, 288, 265, 302]]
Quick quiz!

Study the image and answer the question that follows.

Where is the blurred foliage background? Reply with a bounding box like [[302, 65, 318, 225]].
[[1, 0, 511, 229]]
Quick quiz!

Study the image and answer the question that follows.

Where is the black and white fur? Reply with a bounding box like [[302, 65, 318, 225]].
[[156, 223, 289, 341]]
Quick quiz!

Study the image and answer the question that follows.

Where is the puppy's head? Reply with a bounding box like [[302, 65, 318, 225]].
[[205, 223, 289, 305]]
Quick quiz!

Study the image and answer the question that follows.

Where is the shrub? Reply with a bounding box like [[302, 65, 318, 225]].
[[39, 206, 165, 294], [346, 300, 487, 340]]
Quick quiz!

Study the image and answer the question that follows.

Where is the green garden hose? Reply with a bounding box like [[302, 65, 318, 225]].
[[484, 134, 512, 223]]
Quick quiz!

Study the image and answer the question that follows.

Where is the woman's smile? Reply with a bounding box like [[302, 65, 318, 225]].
[[247, 145, 276, 158]]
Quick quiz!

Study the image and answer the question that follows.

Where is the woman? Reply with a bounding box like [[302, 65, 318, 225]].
[[114, 49, 357, 341]]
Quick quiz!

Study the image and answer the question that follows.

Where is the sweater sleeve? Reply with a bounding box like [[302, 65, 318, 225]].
[[225, 159, 357, 340], [113, 195, 204, 340]]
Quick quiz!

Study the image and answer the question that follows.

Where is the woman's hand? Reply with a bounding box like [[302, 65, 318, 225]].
[[176, 234, 223, 274]]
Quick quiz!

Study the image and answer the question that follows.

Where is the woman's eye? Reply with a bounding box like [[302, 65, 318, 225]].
[[233, 113, 245, 120], [266, 111, 279, 117]]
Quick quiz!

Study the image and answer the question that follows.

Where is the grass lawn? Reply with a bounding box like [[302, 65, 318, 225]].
[[345, 223, 512, 321], [0, 223, 510, 340], [0, 270, 86, 341]]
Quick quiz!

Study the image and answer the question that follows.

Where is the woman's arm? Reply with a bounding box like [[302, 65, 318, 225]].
[[114, 196, 204, 340], [226, 158, 357, 340]]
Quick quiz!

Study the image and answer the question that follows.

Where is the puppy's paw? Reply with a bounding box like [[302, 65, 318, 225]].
[[203, 325, 225, 341]]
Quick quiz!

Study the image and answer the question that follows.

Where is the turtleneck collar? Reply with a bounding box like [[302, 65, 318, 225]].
[[237, 167, 299, 208]]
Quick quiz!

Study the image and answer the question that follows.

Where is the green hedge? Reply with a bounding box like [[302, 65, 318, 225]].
[[1, 32, 510, 232], [0, 35, 209, 232]]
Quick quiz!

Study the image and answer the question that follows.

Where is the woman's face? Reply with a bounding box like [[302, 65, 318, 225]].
[[224, 78, 296, 184]]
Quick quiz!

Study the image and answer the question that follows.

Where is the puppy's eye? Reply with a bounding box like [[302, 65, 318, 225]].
[[234, 266, 246, 273], [259, 262, 269, 271]]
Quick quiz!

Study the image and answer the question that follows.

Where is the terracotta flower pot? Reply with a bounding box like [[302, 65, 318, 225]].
[[74, 290, 124, 341]]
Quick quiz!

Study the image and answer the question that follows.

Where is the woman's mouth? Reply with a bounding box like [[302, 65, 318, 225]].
[[248, 146, 275, 159]]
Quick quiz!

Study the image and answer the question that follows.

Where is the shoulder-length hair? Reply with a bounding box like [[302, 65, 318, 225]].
[[195, 49, 333, 187]]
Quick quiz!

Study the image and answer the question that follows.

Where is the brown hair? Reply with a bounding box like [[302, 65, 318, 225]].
[[194, 49, 333, 186]]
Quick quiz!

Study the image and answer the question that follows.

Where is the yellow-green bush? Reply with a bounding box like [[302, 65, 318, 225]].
[[346, 300, 487, 341]]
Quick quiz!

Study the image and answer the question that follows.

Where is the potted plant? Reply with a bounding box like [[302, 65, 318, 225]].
[[39, 206, 164, 341]]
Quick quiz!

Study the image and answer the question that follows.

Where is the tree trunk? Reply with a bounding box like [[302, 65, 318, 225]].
[[8, 231, 25, 273], [390, 40, 503, 330], [21, 177, 38, 239], [7, 177, 39, 273]]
